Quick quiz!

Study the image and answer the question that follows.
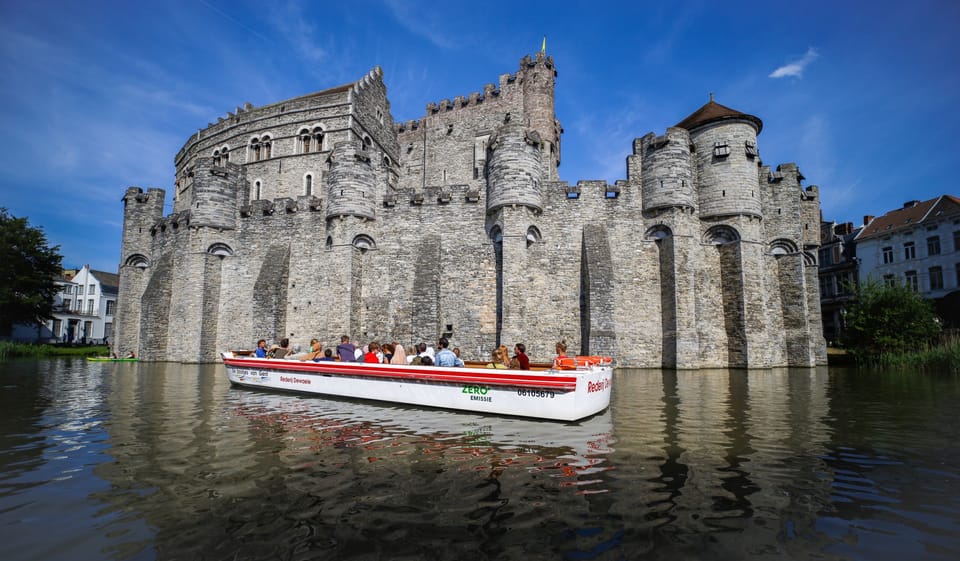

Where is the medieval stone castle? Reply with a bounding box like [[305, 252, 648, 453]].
[[115, 52, 827, 368]]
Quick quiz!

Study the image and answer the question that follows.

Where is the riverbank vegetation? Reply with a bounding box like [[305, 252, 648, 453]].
[[842, 280, 959, 371], [0, 342, 109, 361]]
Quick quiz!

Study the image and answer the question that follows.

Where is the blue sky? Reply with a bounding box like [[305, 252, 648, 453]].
[[1, 0, 957, 272]]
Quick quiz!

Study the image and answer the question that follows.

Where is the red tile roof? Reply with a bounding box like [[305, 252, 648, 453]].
[[855, 195, 960, 241], [675, 96, 763, 133]]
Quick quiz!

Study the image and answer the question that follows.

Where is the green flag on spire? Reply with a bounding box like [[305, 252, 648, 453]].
[[541, 35, 546, 54]]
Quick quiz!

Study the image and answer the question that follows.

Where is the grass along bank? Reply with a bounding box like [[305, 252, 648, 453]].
[[0, 342, 109, 361]]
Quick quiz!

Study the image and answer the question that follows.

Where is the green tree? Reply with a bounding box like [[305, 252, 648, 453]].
[[842, 280, 941, 357], [0, 208, 63, 337]]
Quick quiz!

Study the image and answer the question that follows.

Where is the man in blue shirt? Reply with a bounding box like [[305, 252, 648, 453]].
[[435, 337, 464, 367], [254, 339, 268, 358]]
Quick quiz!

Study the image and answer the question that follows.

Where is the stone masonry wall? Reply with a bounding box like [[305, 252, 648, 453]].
[[116, 52, 827, 368]]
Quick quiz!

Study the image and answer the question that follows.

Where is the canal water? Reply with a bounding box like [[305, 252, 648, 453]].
[[1, 360, 958, 560]]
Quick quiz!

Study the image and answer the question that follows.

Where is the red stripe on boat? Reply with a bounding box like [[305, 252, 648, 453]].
[[222, 357, 579, 390]]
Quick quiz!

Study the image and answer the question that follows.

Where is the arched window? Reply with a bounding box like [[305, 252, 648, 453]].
[[207, 243, 234, 257], [325, 236, 333, 250], [299, 128, 311, 153], [312, 127, 324, 152], [254, 180, 262, 200], [645, 225, 673, 241], [262, 135, 272, 159], [703, 225, 740, 245], [213, 149, 221, 167], [526, 226, 542, 247], [250, 137, 261, 161], [305, 173, 313, 196], [769, 238, 798, 256], [352, 234, 376, 252], [124, 254, 150, 269], [221, 145, 230, 164], [362, 135, 372, 151]]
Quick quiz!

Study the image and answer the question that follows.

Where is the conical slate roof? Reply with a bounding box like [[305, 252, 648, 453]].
[[675, 95, 763, 134]]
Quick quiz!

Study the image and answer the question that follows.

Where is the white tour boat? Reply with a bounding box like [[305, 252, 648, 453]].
[[220, 352, 613, 422]]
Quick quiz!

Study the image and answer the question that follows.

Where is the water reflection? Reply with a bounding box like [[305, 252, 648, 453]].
[[0, 362, 958, 560]]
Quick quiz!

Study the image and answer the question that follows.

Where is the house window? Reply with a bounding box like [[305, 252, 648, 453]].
[[52, 319, 62, 338], [88, 284, 95, 295], [103, 323, 112, 340], [106, 300, 116, 316], [883, 274, 896, 287], [954, 230, 960, 252], [930, 266, 944, 290], [904, 241, 915, 260], [305, 174, 313, 196], [928, 236, 941, 256], [905, 270, 918, 292], [63, 298, 71, 310], [86, 299, 94, 314], [882, 246, 894, 264]]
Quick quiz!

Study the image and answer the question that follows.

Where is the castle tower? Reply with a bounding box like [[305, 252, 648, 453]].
[[115, 187, 165, 356], [485, 123, 543, 213], [484, 122, 544, 348], [326, 141, 376, 221], [677, 97, 767, 367], [520, 53, 560, 181], [638, 128, 700, 368], [640, 128, 695, 213], [678, 95, 763, 219], [188, 158, 241, 230]]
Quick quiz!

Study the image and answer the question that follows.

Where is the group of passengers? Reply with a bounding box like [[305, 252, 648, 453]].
[[253, 335, 544, 370]]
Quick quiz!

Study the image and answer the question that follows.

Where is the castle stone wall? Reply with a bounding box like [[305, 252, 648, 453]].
[[116, 52, 827, 368]]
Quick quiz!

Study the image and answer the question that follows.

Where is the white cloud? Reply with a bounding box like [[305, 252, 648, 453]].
[[769, 47, 819, 79]]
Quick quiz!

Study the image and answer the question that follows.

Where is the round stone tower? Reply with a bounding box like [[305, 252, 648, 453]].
[[677, 95, 763, 219], [519, 52, 559, 181], [485, 123, 543, 214], [325, 140, 376, 221], [640, 127, 696, 212]]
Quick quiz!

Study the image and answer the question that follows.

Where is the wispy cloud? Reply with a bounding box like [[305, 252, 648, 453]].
[[384, 0, 458, 50], [769, 47, 819, 79]]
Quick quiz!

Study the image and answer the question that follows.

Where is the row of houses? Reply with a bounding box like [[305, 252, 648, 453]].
[[820, 195, 960, 343], [7, 265, 118, 345]]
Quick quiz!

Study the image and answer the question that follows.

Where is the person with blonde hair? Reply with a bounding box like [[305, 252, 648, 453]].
[[553, 340, 568, 369], [389, 342, 407, 365]]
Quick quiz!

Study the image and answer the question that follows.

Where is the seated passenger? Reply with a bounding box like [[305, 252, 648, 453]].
[[299, 340, 323, 361], [270, 338, 292, 358], [513, 343, 530, 370], [486, 348, 507, 369], [316, 348, 335, 362], [389, 342, 407, 365], [255, 339, 268, 358], [419, 355, 434, 366], [337, 336, 357, 362], [552, 340, 568, 369], [435, 337, 464, 367], [364, 342, 381, 363]]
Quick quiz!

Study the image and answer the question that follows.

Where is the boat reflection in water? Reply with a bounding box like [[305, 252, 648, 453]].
[[230, 388, 616, 494]]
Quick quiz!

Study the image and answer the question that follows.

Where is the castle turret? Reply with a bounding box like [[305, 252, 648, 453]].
[[325, 140, 376, 221], [640, 127, 696, 212], [678, 96, 763, 219], [485, 123, 543, 214], [520, 52, 560, 181], [188, 158, 241, 230], [115, 186, 165, 358]]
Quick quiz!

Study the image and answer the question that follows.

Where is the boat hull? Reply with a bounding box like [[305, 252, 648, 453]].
[[221, 353, 612, 422]]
